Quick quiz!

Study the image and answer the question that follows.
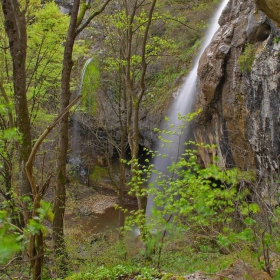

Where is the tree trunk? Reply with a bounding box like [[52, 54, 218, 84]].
[[1, 1, 42, 279], [29, 196, 44, 280], [53, 0, 112, 271], [53, 0, 80, 274], [118, 125, 126, 238], [1, 0, 32, 200]]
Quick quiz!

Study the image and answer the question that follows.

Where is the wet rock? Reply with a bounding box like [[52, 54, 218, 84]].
[[246, 10, 271, 42], [195, 0, 280, 173]]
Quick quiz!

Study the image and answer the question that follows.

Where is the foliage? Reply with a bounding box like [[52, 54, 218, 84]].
[[0, 211, 22, 264], [0, 0, 69, 186], [145, 146, 255, 264], [26, 2, 69, 125], [90, 165, 108, 182], [67, 263, 161, 280], [99, 7, 177, 81], [0, 200, 52, 265], [81, 58, 100, 114], [123, 113, 271, 272], [273, 36, 280, 44], [238, 43, 257, 73]]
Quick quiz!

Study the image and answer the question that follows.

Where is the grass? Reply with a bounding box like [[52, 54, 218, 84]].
[[62, 229, 258, 280]]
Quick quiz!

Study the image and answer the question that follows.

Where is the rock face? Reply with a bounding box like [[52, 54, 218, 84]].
[[195, 0, 280, 173], [255, 0, 280, 27]]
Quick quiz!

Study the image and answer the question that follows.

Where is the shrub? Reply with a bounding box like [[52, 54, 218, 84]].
[[238, 43, 257, 73]]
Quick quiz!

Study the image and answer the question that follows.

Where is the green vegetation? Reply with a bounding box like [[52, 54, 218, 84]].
[[273, 36, 280, 44], [63, 115, 280, 279], [90, 165, 108, 182], [0, 211, 22, 264], [63, 141, 280, 279], [81, 58, 100, 114], [1, 0, 279, 279], [66, 264, 161, 280], [238, 43, 257, 73], [0, 201, 52, 263]]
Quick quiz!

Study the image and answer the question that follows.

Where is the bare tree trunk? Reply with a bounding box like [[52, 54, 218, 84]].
[[125, 0, 157, 212], [131, 101, 143, 210], [53, 0, 81, 274], [118, 107, 127, 237], [29, 197, 44, 280], [52, 0, 112, 273]]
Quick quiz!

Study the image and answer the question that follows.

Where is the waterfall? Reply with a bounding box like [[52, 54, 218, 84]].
[[70, 58, 93, 176], [146, 0, 229, 217]]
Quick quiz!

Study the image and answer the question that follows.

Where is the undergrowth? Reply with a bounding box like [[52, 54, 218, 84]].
[[63, 231, 250, 280]]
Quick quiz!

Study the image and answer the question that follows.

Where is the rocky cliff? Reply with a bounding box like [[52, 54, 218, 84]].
[[255, 0, 280, 27], [195, 0, 280, 174]]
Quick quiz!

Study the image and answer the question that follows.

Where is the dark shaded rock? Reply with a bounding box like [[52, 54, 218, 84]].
[[246, 10, 271, 42]]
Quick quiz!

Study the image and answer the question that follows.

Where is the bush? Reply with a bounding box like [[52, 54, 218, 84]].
[[238, 43, 257, 73], [66, 264, 161, 280]]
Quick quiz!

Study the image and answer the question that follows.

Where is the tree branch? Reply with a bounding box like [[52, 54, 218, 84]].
[[138, 0, 157, 102], [0, 256, 21, 272], [75, 0, 112, 37], [76, 1, 89, 27], [0, 45, 9, 50], [25, 95, 81, 194], [0, 80, 14, 128], [163, 16, 199, 31]]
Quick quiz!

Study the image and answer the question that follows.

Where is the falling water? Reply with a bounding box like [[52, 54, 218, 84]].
[[70, 58, 93, 176], [146, 0, 229, 217]]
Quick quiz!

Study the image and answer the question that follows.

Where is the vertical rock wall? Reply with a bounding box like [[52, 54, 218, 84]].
[[195, 0, 280, 174]]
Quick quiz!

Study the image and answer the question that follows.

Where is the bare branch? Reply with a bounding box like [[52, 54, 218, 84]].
[[138, 0, 157, 102], [0, 256, 21, 272], [163, 16, 199, 31], [22, 0, 30, 15], [25, 95, 81, 194]]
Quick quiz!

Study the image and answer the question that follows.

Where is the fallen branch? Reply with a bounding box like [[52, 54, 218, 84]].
[[0, 256, 21, 272]]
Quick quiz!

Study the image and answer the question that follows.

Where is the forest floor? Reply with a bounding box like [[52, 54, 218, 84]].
[[61, 181, 274, 280], [65, 178, 137, 216]]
